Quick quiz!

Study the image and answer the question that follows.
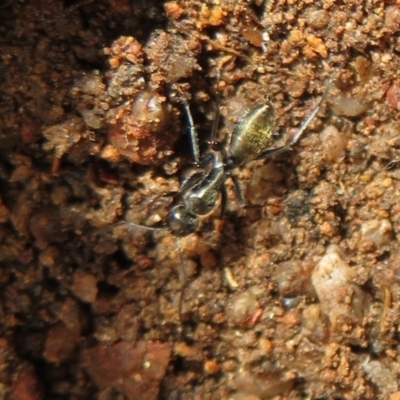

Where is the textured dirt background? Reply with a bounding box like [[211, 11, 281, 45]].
[[1, 0, 400, 399]]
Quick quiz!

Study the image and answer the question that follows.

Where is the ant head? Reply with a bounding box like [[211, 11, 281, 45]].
[[168, 205, 199, 237]]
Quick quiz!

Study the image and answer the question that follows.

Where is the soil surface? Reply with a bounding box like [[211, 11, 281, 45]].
[[1, 0, 400, 399]]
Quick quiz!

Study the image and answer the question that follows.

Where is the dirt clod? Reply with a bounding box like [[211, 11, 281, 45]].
[[2, 0, 400, 399]]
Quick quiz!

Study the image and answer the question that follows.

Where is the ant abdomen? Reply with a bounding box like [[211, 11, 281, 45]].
[[229, 103, 276, 165]]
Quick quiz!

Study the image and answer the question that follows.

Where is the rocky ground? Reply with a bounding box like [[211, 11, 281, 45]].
[[1, 0, 400, 399]]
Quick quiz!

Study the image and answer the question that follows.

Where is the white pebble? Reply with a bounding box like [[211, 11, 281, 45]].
[[331, 95, 368, 117], [311, 245, 362, 323], [360, 219, 392, 246]]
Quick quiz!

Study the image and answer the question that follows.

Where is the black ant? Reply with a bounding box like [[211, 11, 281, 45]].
[[127, 75, 334, 329]]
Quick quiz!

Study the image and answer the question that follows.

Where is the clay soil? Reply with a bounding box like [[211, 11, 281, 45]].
[[1, 0, 400, 399]]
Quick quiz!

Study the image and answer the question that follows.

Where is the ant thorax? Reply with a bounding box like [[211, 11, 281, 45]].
[[184, 152, 225, 216], [167, 150, 225, 237]]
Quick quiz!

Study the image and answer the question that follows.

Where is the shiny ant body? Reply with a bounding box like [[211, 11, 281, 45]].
[[130, 81, 331, 237], [128, 77, 333, 327]]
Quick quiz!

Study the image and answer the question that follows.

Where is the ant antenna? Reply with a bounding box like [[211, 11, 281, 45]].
[[209, 71, 222, 146], [183, 103, 201, 166], [125, 221, 165, 232], [125, 220, 190, 335], [175, 237, 189, 334]]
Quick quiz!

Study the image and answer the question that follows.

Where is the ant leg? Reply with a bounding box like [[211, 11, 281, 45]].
[[210, 90, 221, 146], [256, 75, 335, 161], [204, 69, 222, 147], [125, 221, 166, 232], [175, 237, 194, 336], [220, 184, 229, 218], [183, 103, 201, 165], [232, 175, 264, 209]]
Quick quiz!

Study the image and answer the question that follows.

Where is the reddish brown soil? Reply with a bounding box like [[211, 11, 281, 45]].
[[1, 1, 400, 399]]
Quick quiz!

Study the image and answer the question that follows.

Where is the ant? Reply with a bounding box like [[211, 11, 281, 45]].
[[127, 74, 335, 328]]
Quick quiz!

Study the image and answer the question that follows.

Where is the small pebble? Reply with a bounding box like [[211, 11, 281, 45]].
[[331, 95, 368, 117], [71, 271, 98, 303], [226, 290, 259, 327], [360, 219, 392, 247], [204, 360, 220, 375]]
